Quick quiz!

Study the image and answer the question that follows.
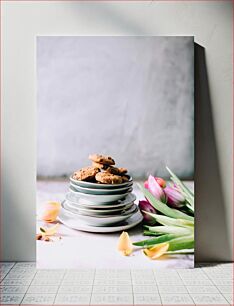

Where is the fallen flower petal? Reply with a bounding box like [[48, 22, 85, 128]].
[[40, 223, 60, 236], [143, 242, 169, 259], [42, 201, 61, 222], [117, 231, 133, 256]]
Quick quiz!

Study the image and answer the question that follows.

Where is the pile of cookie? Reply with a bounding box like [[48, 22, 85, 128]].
[[72, 154, 130, 184], [58, 154, 140, 231]]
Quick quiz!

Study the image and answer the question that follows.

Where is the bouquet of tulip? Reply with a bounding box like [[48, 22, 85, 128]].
[[133, 167, 194, 259]]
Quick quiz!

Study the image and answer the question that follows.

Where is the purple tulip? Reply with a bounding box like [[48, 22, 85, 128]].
[[164, 186, 185, 208], [138, 200, 157, 225], [148, 175, 166, 203]]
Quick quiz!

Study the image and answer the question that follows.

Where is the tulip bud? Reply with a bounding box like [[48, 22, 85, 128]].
[[148, 175, 166, 203], [144, 177, 166, 189], [156, 177, 166, 188], [164, 186, 185, 208], [138, 200, 157, 225], [144, 180, 149, 189]]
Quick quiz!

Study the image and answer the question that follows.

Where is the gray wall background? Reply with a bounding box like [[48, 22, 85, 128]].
[[37, 36, 194, 179], [2, 1, 232, 261]]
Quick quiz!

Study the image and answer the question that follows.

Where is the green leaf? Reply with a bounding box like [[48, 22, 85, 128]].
[[183, 202, 194, 214], [168, 235, 194, 251], [143, 212, 194, 228], [143, 231, 164, 237], [133, 234, 178, 247], [40, 227, 46, 233], [166, 167, 194, 196], [139, 185, 194, 221], [148, 225, 193, 236]]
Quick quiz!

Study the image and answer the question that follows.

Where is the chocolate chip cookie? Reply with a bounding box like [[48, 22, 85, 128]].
[[89, 154, 115, 166], [95, 172, 123, 184], [104, 166, 122, 175], [92, 162, 120, 175], [73, 166, 100, 181], [118, 167, 128, 175], [92, 162, 108, 170], [93, 162, 128, 176], [121, 175, 130, 182]]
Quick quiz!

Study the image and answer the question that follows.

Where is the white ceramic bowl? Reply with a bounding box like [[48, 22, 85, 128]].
[[65, 192, 136, 209], [64, 200, 134, 216], [61, 202, 138, 226], [69, 187, 131, 204], [70, 182, 133, 195], [70, 176, 133, 189]]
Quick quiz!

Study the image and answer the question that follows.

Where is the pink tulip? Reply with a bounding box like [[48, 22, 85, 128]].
[[138, 200, 157, 225], [144, 180, 149, 189], [144, 177, 166, 189], [164, 186, 185, 208], [147, 175, 166, 203], [156, 177, 166, 188]]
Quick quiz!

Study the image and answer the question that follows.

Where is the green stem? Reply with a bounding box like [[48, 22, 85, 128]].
[[143, 231, 163, 237], [133, 234, 178, 247]]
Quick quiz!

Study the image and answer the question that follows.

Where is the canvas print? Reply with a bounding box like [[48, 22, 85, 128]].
[[37, 36, 194, 269]]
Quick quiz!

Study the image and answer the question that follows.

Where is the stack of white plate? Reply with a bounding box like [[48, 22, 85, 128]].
[[58, 176, 143, 233]]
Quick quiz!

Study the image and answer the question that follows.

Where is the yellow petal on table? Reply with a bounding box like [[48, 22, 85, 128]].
[[41, 201, 61, 222], [40, 223, 60, 236], [117, 231, 133, 256], [143, 242, 169, 260]]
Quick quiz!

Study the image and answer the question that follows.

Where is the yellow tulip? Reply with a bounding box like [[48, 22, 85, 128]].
[[117, 231, 133, 256], [143, 242, 169, 260], [40, 223, 60, 236], [41, 201, 61, 222]]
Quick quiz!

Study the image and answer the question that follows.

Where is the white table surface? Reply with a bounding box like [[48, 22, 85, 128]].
[[37, 180, 194, 269]]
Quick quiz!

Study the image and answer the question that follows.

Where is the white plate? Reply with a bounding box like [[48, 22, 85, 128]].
[[70, 176, 133, 189], [69, 187, 131, 204], [58, 209, 143, 233], [70, 182, 133, 195], [60, 202, 138, 226], [64, 200, 134, 216], [65, 192, 136, 209]]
